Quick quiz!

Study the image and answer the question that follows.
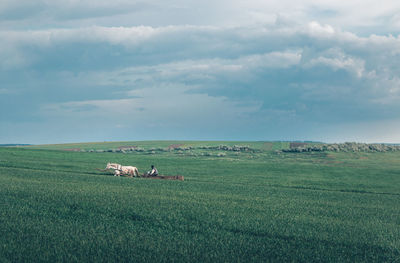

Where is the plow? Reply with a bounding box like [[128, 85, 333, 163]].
[[96, 168, 184, 181], [140, 174, 184, 181]]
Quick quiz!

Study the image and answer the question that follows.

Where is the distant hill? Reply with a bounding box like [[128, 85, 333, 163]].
[[0, 144, 31, 147]]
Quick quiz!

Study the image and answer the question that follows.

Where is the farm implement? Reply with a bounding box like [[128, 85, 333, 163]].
[[96, 168, 184, 181], [140, 174, 184, 181]]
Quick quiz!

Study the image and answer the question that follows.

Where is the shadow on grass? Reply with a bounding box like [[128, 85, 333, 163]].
[[224, 227, 400, 262], [269, 184, 400, 196]]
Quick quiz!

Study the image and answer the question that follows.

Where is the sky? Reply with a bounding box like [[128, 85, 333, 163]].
[[1, 0, 400, 144]]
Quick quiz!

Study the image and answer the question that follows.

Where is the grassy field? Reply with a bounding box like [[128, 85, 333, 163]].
[[23, 140, 290, 151], [1, 141, 399, 262]]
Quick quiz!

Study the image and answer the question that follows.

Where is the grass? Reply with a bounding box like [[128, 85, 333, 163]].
[[23, 140, 289, 151], [1, 141, 399, 262]]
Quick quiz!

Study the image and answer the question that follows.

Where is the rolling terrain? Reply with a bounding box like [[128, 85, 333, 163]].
[[1, 141, 399, 262]]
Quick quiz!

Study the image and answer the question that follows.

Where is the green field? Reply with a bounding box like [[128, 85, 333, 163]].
[[1, 141, 399, 262]]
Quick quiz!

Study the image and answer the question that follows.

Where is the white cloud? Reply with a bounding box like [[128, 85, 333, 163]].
[[305, 49, 365, 77], [2, 0, 400, 33], [307, 21, 335, 37]]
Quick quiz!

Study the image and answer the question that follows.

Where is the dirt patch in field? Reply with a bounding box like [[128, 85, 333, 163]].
[[141, 174, 184, 181], [117, 146, 137, 150], [63, 148, 81, 152], [168, 144, 184, 149], [262, 142, 273, 150], [359, 156, 369, 160], [290, 142, 308, 148], [326, 161, 343, 164], [312, 159, 343, 165]]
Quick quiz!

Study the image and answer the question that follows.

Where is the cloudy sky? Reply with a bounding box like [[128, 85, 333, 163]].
[[1, 0, 400, 144]]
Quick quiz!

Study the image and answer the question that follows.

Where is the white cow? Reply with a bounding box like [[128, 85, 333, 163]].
[[106, 162, 139, 177]]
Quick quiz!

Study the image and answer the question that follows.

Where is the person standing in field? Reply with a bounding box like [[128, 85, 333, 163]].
[[148, 165, 158, 176]]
